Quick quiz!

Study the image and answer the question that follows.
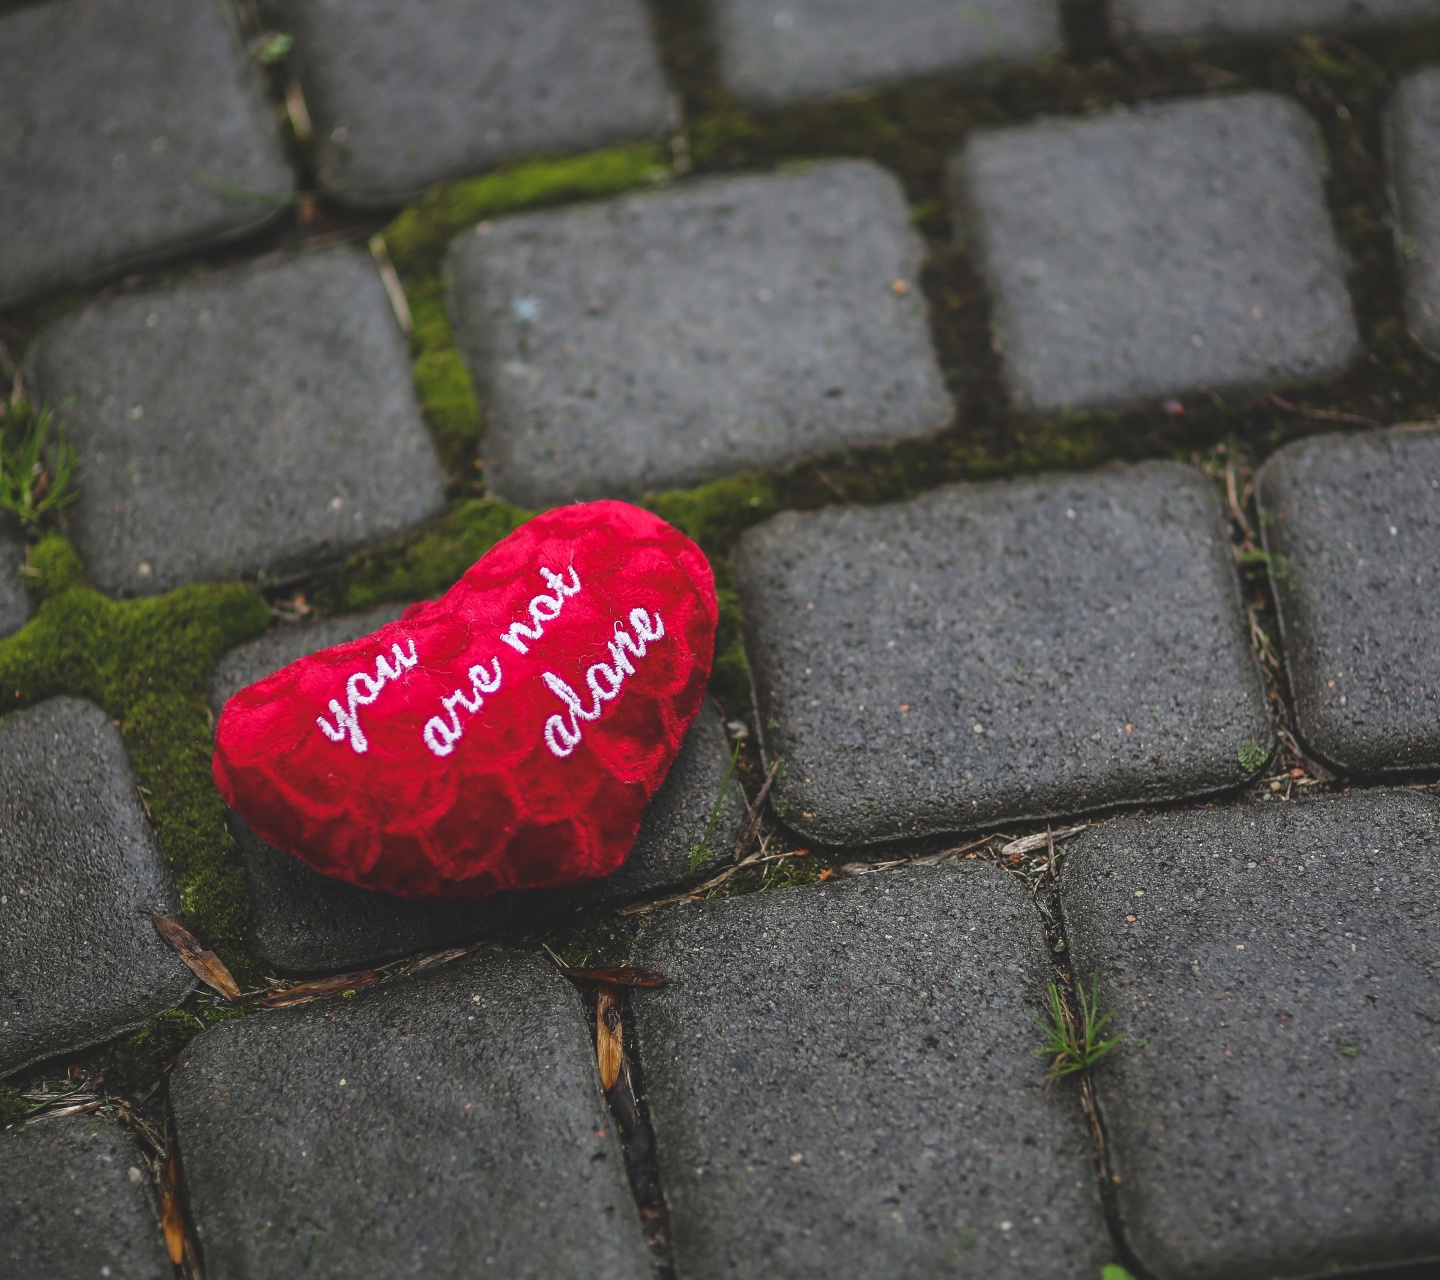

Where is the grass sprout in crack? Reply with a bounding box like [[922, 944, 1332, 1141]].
[[0, 402, 76, 533], [1035, 972, 1121, 1083]]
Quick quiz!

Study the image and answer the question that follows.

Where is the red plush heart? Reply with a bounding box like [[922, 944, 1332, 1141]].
[[212, 501, 717, 898]]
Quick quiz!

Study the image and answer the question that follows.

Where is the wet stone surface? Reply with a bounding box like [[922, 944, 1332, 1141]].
[[27, 247, 446, 598], [211, 610, 745, 972], [170, 948, 650, 1280], [1258, 426, 1440, 776], [1060, 790, 1440, 1280], [0, 697, 192, 1077], [1386, 67, 1440, 361], [950, 92, 1358, 413], [446, 160, 953, 505], [1112, 0, 1440, 42], [735, 461, 1272, 848], [712, 0, 1061, 110], [282, 0, 670, 208], [0, 0, 292, 310], [0, 1116, 171, 1280], [631, 863, 1115, 1280]]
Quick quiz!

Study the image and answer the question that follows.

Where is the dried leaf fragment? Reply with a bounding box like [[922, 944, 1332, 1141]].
[[998, 825, 1088, 858], [595, 983, 624, 1093], [150, 914, 242, 1001], [563, 965, 667, 988], [159, 1145, 185, 1265], [261, 970, 381, 1008]]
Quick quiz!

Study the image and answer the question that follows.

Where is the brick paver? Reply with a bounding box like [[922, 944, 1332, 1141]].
[[1257, 426, 1440, 775], [0, 0, 292, 311], [446, 160, 953, 504], [1060, 791, 1440, 1279], [0, 698, 192, 1077], [0, 1117, 170, 1280], [211, 611, 745, 971], [712, 0, 1061, 110], [282, 0, 670, 208], [1386, 67, 1440, 360], [170, 949, 650, 1280], [950, 93, 1359, 413], [735, 461, 1272, 847], [0, 525, 28, 637], [1113, 0, 1440, 42], [632, 864, 1115, 1279], [27, 247, 446, 597]]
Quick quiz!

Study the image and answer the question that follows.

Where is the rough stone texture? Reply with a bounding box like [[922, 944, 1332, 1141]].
[[1113, 0, 1440, 43], [1386, 67, 1440, 360], [631, 864, 1114, 1280], [282, 0, 670, 208], [447, 160, 953, 505], [0, 697, 192, 1077], [211, 609, 745, 971], [0, 522, 29, 637], [1060, 790, 1440, 1280], [170, 948, 650, 1280], [713, 0, 1061, 110], [950, 93, 1359, 413], [0, 0, 292, 310], [0, 1117, 170, 1280], [28, 247, 446, 597], [1257, 426, 1440, 775], [735, 461, 1272, 847]]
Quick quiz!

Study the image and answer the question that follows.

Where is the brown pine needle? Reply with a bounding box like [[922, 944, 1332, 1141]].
[[261, 970, 381, 1008]]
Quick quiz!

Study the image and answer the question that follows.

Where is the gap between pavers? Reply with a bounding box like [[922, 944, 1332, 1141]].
[[26, 246, 447, 598], [950, 92, 1359, 415], [711, 0, 1061, 111], [281, 0, 671, 208], [1060, 790, 1440, 1280], [0, 0, 293, 311], [0, 697, 193, 1078], [445, 159, 953, 506], [0, 522, 28, 638], [169, 948, 651, 1280], [1386, 66, 1440, 362], [209, 608, 745, 972], [1112, 0, 1440, 43], [1257, 425, 1440, 776], [630, 863, 1115, 1279], [0, 1115, 171, 1280], [735, 460, 1273, 848]]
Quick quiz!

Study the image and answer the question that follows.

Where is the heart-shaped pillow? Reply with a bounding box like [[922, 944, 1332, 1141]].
[[213, 501, 717, 898]]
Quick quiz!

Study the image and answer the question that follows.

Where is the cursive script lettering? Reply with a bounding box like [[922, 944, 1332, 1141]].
[[543, 607, 665, 758], [316, 638, 419, 754], [499, 566, 581, 655], [422, 658, 503, 758]]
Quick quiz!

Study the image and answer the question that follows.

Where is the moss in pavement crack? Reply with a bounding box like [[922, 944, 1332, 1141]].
[[0, 535, 271, 980]]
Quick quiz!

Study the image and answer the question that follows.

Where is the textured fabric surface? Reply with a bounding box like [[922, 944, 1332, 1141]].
[[214, 502, 716, 897]]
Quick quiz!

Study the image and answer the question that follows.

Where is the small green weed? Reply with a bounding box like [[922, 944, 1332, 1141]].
[[0, 403, 77, 533], [1338, 1035, 1359, 1058], [689, 740, 741, 873], [1102, 1268, 1139, 1280], [1035, 973, 1122, 1081], [1237, 740, 1269, 773]]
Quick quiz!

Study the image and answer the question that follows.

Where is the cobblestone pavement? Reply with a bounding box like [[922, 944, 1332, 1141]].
[[2, 3, 1440, 1279]]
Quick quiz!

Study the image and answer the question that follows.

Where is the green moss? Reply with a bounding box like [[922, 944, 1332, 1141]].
[[0, 536, 270, 976], [311, 498, 533, 611], [98, 1004, 244, 1096], [0, 1082, 26, 1125], [376, 145, 668, 472]]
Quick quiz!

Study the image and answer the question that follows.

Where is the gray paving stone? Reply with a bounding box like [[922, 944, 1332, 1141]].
[[170, 948, 649, 1280], [1257, 426, 1440, 776], [0, 1116, 170, 1280], [950, 93, 1359, 414], [1113, 0, 1440, 43], [447, 160, 953, 505], [1386, 67, 1440, 360], [0, 697, 192, 1077], [735, 461, 1272, 847], [1059, 790, 1440, 1280], [27, 247, 446, 598], [631, 864, 1115, 1279], [0, 522, 29, 637], [0, 0, 292, 311], [282, 0, 670, 208], [211, 610, 745, 972], [713, 0, 1061, 111]]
